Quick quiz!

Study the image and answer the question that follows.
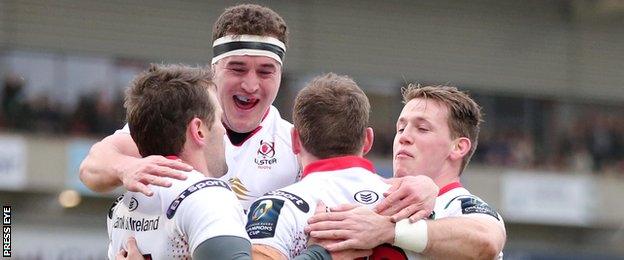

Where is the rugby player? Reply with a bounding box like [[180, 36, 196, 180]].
[[108, 64, 250, 259], [306, 85, 507, 259], [79, 4, 438, 221], [246, 73, 422, 259], [80, 4, 299, 210]]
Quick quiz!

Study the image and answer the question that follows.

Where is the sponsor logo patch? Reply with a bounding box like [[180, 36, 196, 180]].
[[166, 179, 231, 219], [108, 195, 124, 219], [265, 190, 309, 213], [229, 177, 252, 201], [457, 196, 500, 220], [354, 190, 379, 204], [128, 197, 139, 212], [113, 216, 160, 232], [246, 198, 285, 239], [254, 140, 278, 169]]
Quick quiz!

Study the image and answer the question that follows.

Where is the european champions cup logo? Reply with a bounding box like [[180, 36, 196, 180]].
[[251, 200, 273, 221]]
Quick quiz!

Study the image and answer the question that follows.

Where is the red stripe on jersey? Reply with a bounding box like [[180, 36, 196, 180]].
[[165, 155, 180, 160], [438, 181, 463, 196], [302, 156, 376, 178]]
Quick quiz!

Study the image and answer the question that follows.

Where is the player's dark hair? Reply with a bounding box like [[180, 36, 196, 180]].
[[293, 73, 370, 159], [125, 64, 216, 157], [212, 4, 288, 45]]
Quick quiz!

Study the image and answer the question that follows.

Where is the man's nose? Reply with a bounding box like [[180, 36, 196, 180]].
[[241, 74, 260, 93], [398, 130, 413, 145]]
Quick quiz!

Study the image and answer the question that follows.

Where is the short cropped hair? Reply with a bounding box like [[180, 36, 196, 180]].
[[402, 84, 483, 172], [125, 64, 216, 157], [213, 4, 288, 45], [293, 73, 370, 159]]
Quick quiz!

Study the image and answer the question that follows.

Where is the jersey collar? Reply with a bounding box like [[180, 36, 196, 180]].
[[165, 155, 180, 160], [301, 155, 376, 179], [438, 181, 463, 196]]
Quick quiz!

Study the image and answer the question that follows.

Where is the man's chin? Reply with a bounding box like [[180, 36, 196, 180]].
[[393, 167, 410, 178], [227, 121, 260, 133]]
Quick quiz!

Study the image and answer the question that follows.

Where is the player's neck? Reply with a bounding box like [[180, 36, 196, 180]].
[[432, 164, 461, 188], [299, 152, 364, 170], [298, 152, 319, 170], [178, 151, 213, 178]]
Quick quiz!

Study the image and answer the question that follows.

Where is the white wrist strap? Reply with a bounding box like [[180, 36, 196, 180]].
[[393, 218, 428, 253]]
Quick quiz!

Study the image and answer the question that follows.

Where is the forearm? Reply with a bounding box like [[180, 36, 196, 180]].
[[422, 217, 505, 260], [251, 244, 288, 260], [79, 135, 139, 193]]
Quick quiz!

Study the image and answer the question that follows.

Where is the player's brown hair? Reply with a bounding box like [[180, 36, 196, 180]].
[[402, 84, 483, 172], [293, 73, 370, 159], [125, 64, 216, 157], [212, 4, 288, 45]]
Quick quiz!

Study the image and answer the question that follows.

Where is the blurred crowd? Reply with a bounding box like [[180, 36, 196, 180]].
[[2, 74, 623, 175], [0, 74, 125, 136], [473, 118, 624, 175]]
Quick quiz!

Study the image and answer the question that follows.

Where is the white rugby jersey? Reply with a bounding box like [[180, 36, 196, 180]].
[[431, 182, 506, 259], [106, 166, 248, 260], [246, 156, 505, 259], [116, 105, 300, 211], [246, 156, 421, 259], [220, 105, 300, 210]]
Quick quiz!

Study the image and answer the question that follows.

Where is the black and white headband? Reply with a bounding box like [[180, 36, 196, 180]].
[[211, 35, 286, 65]]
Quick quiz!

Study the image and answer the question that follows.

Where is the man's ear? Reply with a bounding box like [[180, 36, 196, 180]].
[[450, 137, 471, 162], [362, 127, 374, 155], [291, 128, 301, 155], [188, 118, 206, 146]]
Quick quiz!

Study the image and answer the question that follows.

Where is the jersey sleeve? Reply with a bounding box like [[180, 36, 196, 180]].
[[162, 177, 249, 254], [246, 196, 306, 258], [443, 194, 505, 227], [192, 236, 252, 260]]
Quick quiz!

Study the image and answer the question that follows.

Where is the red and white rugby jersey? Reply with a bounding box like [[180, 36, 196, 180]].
[[115, 105, 300, 211], [221, 106, 300, 209], [432, 182, 505, 259], [245, 156, 421, 259], [220, 105, 300, 210], [106, 168, 248, 260]]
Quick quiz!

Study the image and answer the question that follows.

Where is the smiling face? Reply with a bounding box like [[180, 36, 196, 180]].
[[212, 55, 281, 133], [393, 98, 455, 180]]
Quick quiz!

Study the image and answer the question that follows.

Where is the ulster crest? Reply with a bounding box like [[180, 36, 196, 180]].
[[255, 140, 277, 169]]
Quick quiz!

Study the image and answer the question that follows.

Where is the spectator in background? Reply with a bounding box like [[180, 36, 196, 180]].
[[70, 90, 124, 136], [30, 93, 65, 134], [589, 115, 614, 173], [2, 73, 27, 129]]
